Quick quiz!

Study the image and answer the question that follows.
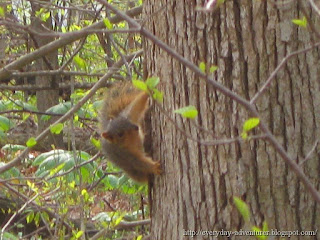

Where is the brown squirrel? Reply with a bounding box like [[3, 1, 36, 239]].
[[99, 82, 162, 182]]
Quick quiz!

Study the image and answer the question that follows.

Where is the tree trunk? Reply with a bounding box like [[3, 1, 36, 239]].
[[30, 3, 64, 149], [143, 1, 320, 239]]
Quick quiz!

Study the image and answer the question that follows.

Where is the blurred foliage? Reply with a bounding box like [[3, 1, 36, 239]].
[[0, 0, 149, 239]]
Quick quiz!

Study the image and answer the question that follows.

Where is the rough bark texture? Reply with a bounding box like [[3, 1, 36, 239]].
[[143, 0, 320, 239]]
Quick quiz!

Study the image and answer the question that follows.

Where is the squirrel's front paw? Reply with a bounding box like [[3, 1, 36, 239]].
[[153, 161, 162, 175]]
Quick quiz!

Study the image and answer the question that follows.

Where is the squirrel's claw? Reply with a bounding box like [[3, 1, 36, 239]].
[[153, 161, 162, 175]]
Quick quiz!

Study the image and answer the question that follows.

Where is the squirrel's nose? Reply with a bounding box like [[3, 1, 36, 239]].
[[101, 132, 114, 142]]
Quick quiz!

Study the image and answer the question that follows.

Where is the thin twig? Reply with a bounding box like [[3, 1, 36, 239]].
[[2, 180, 73, 231], [309, 0, 320, 17], [0, 6, 143, 82], [10, 70, 105, 77], [46, 152, 100, 181], [20, 226, 47, 239], [250, 42, 320, 104], [1, 109, 98, 122], [0, 193, 39, 238], [200, 134, 267, 146], [299, 140, 319, 166], [60, 37, 87, 71]]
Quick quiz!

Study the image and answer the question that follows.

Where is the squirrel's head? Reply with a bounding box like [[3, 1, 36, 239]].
[[101, 116, 139, 144]]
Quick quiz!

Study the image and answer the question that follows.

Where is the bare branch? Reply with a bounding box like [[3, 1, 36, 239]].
[[0, 109, 97, 122], [0, 6, 142, 82], [0, 193, 40, 237], [0, 81, 112, 91], [200, 135, 267, 146], [1, 180, 73, 231], [11, 70, 105, 77], [89, 219, 150, 240]]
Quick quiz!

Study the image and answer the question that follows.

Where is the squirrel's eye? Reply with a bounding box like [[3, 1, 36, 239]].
[[118, 132, 124, 138]]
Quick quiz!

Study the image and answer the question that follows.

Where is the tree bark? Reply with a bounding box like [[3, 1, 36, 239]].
[[143, 1, 320, 239], [30, 3, 64, 149]]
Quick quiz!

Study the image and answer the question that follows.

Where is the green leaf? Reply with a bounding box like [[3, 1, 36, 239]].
[[132, 80, 148, 91], [35, 8, 45, 17], [41, 11, 50, 22], [0, 100, 7, 111], [19, 101, 37, 111], [41, 212, 50, 222], [27, 180, 38, 192], [0, 7, 5, 17], [3, 232, 19, 240], [32, 149, 66, 166], [199, 62, 206, 73], [262, 221, 268, 232], [81, 189, 90, 202], [43, 102, 70, 115], [114, 215, 124, 226], [146, 76, 160, 89], [103, 18, 113, 29], [118, 174, 129, 186], [0, 116, 14, 131], [108, 175, 119, 188], [73, 55, 87, 70], [49, 162, 66, 176], [252, 226, 268, 240], [209, 65, 218, 73], [26, 211, 34, 224], [50, 123, 63, 134], [241, 132, 248, 140], [80, 167, 90, 182], [90, 137, 101, 149], [42, 102, 86, 121], [26, 137, 37, 147], [69, 181, 76, 189], [34, 212, 40, 226], [243, 118, 260, 132], [92, 100, 103, 110], [33, 149, 94, 183], [75, 230, 84, 239], [292, 16, 307, 28], [22, 113, 30, 121], [136, 235, 143, 240], [0, 162, 21, 179], [0, 130, 5, 139], [233, 197, 250, 222], [152, 89, 164, 103], [174, 106, 198, 119]]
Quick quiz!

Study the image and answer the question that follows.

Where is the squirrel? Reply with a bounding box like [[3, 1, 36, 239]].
[[99, 82, 162, 183]]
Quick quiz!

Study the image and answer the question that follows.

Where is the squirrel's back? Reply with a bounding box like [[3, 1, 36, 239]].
[[100, 82, 140, 125]]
